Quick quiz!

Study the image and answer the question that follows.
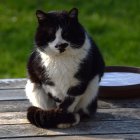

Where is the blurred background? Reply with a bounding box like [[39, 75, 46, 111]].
[[0, 0, 140, 78]]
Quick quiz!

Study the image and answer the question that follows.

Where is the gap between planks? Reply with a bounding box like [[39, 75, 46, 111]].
[[0, 134, 140, 140], [0, 99, 140, 114], [0, 79, 140, 139], [0, 108, 140, 125], [1, 83, 140, 109], [0, 120, 140, 138]]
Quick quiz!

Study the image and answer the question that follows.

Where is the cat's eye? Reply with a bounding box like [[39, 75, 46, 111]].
[[47, 28, 56, 42], [48, 35, 55, 42], [62, 31, 68, 38], [48, 28, 55, 35]]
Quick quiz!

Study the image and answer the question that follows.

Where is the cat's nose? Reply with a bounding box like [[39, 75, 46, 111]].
[[55, 43, 68, 49]]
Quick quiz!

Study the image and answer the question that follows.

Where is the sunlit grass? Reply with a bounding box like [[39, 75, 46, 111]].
[[0, 0, 140, 78]]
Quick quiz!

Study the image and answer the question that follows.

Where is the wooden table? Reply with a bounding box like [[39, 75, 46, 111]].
[[0, 79, 140, 140]]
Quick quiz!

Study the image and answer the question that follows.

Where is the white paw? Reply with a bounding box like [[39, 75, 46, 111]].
[[72, 113, 80, 126], [57, 123, 71, 128], [57, 114, 80, 128]]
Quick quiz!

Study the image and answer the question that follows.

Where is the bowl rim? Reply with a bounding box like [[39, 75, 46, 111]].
[[101, 66, 140, 88], [99, 66, 140, 99]]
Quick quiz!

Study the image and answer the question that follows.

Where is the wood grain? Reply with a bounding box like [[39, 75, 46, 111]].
[[0, 79, 140, 139], [1, 108, 140, 125], [0, 79, 26, 89], [98, 99, 140, 108], [1, 134, 140, 140], [2, 135, 135, 140], [0, 112, 28, 124], [0, 120, 140, 138], [0, 81, 140, 109], [0, 100, 29, 112], [0, 99, 140, 113], [0, 89, 26, 101]]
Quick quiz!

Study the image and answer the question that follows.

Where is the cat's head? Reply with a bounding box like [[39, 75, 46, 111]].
[[35, 8, 85, 55]]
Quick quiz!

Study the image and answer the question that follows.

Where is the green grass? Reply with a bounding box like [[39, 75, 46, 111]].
[[0, 0, 140, 78]]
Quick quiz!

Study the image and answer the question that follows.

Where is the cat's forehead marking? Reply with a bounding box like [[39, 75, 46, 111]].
[[53, 27, 66, 44], [48, 27, 67, 51], [56, 27, 62, 38]]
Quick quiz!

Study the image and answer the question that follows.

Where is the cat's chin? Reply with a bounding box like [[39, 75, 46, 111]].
[[48, 48, 68, 56], [38, 45, 76, 57], [42, 49, 67, 57]]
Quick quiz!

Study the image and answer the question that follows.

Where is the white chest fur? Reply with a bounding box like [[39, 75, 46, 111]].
[[39, 35, 90, 99]]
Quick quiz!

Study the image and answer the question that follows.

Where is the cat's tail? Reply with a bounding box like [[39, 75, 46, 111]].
[[27, 106, 80, 128]]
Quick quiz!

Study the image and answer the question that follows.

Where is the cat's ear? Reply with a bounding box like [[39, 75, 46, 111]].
[[36, 10, 47, 22], [69, 8, 78, 19]]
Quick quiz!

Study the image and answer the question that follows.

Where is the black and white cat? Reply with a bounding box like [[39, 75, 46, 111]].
[[26, 8, 105, 128]]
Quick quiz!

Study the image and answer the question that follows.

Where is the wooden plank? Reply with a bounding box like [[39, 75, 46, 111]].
[[96, 108, 140, 121], [0, 120, 140, 138], [0, 89, 26, 101], [1, 108, 140, 125], [0, 112, 28, 125], [0, 79, 26, 89], [0, 100, 29, 112], [1, 134, 140, 140], [0, 86, 140, 109], [0, 99, 140, 113], [1, 76, 139, 100], [0, 136, 118, 140], [98, 99, 140, 108]]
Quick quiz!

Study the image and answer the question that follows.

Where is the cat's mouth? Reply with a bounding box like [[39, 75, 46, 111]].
[[42, 43, 69, 55], [58, 48, 66, 53], [55, 43, 68, 53]]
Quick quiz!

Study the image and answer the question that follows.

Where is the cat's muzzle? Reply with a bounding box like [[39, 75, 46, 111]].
[[55, 43, 68, 53]]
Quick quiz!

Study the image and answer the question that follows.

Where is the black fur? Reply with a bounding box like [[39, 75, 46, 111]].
[[87, 97, 98, 116], [48, 92, 62, 103], [27, 106, 76, 128], [26, 8, 105, 129], [59, 96, 75, 111], [35, 9, 85, 50], [27, 51, 55, 86], [67, 38, 104, 96]]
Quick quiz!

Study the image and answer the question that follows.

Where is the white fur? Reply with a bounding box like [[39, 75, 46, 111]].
[[25, 27, 97, 113], [57, 113, 80, 128], [66, 75, 99, 114], [48, 28, 68, 53], [75, 75, 99, 114], [67, 97, 80, 113], [57, 123, 71, 129], [25, 80, 56, 110], [39, 29, 91, 102], [72, 113, 80, 126]]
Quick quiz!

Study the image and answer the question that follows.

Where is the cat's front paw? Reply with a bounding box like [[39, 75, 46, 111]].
[[57, 113, 80, 128], [57, 123, 71, 128]]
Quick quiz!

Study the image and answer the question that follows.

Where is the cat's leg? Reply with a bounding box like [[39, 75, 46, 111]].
[[27, 95, 81, 129], [75, 75, 99, 117], [59, 96, 81, 113], [25, 80, 56, 110], [57, 75, 99, 128], [56, 96, 81, 128]]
